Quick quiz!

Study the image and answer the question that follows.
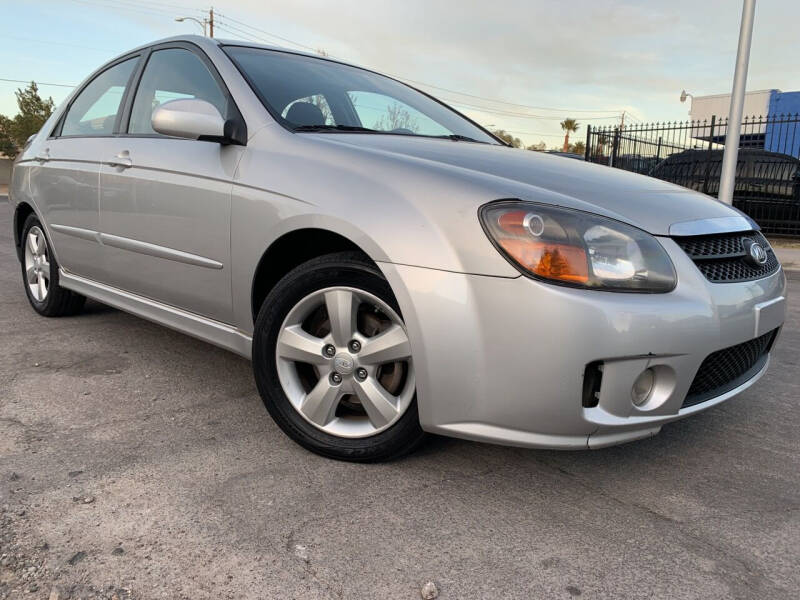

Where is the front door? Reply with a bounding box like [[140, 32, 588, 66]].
[[99, 45, 244, 323]]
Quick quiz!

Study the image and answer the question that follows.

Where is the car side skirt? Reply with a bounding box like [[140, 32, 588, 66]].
[[59, 270, 253, 359]]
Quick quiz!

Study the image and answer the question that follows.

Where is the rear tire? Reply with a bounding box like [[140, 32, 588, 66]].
[[20, 214, 86, 317], [252, 251, 425, 462]]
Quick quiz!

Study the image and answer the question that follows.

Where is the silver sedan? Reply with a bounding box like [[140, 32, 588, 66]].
[[9, 35, 786, 461]]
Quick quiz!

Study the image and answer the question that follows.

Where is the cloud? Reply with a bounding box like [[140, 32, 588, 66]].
[[5, 0, 798, 146]]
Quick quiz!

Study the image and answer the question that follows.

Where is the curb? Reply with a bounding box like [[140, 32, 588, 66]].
[[785, 269, 800, 281]]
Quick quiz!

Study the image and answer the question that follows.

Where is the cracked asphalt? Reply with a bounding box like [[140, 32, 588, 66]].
[[1, 198, 798, 599]]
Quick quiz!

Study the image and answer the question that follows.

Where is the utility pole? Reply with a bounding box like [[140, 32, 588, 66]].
[[175, 7, 214, 37], [619, 111, 626, 130], [718, 0, 756, 205]]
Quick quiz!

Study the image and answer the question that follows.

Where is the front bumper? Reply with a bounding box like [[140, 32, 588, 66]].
[[380, 237, 787, 450]]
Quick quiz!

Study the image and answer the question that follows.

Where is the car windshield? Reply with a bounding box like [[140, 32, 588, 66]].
[[224, 46, 498, 144]]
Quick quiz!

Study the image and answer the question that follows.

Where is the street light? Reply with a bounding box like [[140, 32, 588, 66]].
[[175, 16, 207, 36], [679, 90, 693, 115]]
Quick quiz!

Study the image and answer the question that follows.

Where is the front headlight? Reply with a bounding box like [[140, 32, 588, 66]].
[[480, 201, 676, 292]]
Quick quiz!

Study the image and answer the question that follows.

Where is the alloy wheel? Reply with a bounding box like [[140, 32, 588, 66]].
[[275, 286, 415, 438], [24, 226, 50, 302]]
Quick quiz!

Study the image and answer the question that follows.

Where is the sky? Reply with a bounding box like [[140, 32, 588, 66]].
[[2, 0, 799, 148]]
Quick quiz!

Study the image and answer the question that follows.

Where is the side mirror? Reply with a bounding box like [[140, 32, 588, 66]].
[[151, 98, 245, 145]]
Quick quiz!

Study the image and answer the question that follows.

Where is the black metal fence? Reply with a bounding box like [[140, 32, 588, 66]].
[[585, 114, 800, 236]]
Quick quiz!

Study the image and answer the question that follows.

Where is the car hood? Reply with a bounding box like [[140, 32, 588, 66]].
[[308, 134, 746, 236]]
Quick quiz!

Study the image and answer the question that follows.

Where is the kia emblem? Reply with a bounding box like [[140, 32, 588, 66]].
[[744, 239, 768, 266]]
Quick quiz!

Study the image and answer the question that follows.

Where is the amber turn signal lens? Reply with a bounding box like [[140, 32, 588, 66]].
[[498, 239, 588, 284]]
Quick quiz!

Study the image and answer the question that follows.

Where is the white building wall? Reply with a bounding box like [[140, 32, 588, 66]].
[[686, 90, 775, 144], [689, 90, 773, 125]]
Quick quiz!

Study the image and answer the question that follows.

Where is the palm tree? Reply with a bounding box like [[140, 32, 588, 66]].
[[560, 118, 580, 153], [596, 133, 609, 157]]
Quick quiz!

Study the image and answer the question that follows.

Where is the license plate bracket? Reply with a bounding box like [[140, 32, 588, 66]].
[[755, 297, 785, 337]]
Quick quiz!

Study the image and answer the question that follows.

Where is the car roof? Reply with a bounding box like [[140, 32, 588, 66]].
[[115, 35, 364, 72]]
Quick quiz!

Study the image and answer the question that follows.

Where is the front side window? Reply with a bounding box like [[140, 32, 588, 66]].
[[225, 46, 497, 143], [60, 57, 138, 137], [128, 48, 227, 135]]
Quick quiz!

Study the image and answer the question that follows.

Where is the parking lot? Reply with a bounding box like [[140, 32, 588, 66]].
[[0, 198, 798, 599]]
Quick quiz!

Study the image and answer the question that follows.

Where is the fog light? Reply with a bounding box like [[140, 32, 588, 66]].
[[632, 368, 655, 406]]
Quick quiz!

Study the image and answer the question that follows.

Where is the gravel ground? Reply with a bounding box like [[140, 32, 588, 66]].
[[1, 198, 798, 599]]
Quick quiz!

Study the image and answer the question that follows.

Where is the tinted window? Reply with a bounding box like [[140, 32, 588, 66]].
[[225, 47, 496, 143], [129, 48, 227, 135], [61, 58, 138, 137]]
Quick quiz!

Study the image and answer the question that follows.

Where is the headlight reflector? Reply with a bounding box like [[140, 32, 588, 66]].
[[480, 201, 676, 292]]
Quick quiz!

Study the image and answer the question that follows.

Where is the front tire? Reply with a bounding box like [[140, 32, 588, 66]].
[[20, 214, 86, 317], [252, 252, 425, 462]]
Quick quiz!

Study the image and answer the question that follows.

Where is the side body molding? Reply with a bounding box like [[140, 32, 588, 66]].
[[49, 224, 223, 269]]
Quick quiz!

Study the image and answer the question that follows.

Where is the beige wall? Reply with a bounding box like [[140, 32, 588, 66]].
[[689, 90, 773, 126], [0, 158, 12, 186]]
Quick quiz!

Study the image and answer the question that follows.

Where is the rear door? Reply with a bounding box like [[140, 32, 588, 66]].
[[99, 43, 245, 323], [31, 55, 140, 281]]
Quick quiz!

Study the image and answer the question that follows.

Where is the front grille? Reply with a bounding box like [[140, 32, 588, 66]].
[[674, 230, 780, 283], [683, 329, 777, 407]]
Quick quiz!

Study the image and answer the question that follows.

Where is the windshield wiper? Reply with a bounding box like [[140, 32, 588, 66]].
[[294, 126, 490, 144], [292, 124, 380, 133], [438, 134, 488, 144]]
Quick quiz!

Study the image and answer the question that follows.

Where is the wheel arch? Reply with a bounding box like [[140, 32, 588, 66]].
[[13, 201, 36, 261], [250, 227, 375, 322]]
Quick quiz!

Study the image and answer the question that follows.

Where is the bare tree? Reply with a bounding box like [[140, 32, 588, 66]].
[[374, 103, 419, 132]]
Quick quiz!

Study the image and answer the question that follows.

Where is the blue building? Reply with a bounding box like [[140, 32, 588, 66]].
[[765, 90, 800, 157]]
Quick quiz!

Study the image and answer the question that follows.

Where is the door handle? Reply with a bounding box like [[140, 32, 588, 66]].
[[108, 151, 132, 168]]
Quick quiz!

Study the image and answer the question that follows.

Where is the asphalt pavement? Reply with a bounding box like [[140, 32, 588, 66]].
[[1, 198, 798, 599]]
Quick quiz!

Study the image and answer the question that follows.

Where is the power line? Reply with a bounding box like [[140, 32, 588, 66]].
[[56, 3, 630, 120], [67, 0, 184, 20], [215, 12, 320, 53], [8, 6, 636, 123], [215, 17, 623, 122], [215, 22, 275, 45], [395, 79, 622, 114], [214, 11, 624, 116], [100, 0, 199, 16], [0, 78, 75, 88], [2, 35, 114, 54], [195, 26, 623, 123], [502, 131, 568, 138], [451, 100, 622, 121], [122, 0, 203, 12]]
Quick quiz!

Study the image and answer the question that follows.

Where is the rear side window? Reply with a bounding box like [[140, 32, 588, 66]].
[[128, 48, 227, 135], [60, 57, 138, 137]]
